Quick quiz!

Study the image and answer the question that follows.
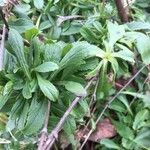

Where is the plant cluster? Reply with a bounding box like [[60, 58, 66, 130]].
[[0, 0, 150, 149]]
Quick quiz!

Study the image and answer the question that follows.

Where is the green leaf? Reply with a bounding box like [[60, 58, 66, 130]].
[[6, 98, 24, 131], [71, 100, 90, 118], [25, 28, 39, 40], [8, 29, 31, 80], [113, 121, 134, 140], [62, 23, 81, 35], [31, 37, 42, 66], [0, 93, 12, 110], [3, 81, 13, 95], [62, 81, 87, 97], [109, 100, 126, 113], [37, 74, 59, 101], [33, 0, 44, 9], [34, 62, 59, 73], [22, 81, 32, 99], [133, 109, 149, 130], [113, 44, 135, 63], [9, 18, 34, 33], [134, 128, 150, 149], [9, 98, 24, 120], [86, 61, 103, 79], [127, 21, 150, 31], [60, 42, 102, 69], [122, 138, 135, 150], [80, 27, 99, 43], [23, 97, 47, 135], [50, 26, 61, 40], [79, 58, 99, 71], [39, 20, 52, 30], [63, 116, 76, 135], [44, 42, 64, 63], [100, 139, 120, 149], [118, 95, 133, 115], [0, 82, 13, 110], [93, 21, 103, 32], [109, 57, 119, 74], [107, 21, 125, 48], [122, 91, 150, 107], [136, 35, 150, 65], [17, 101, 29, 130]]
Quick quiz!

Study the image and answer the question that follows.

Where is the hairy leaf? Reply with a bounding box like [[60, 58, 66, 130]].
[[8, 29, 31, 80], [62, 81, 87, 97], [34, 62, 59, 73], [37, 74, 59, 101], [23, 97, 47, 135], [133, 109, 149, 130]]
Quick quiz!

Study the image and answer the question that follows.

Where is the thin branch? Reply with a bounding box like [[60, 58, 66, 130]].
[[57, 15, 84, 26], [43, 77, 96, 150], [114, 0, 129, 22], [38, 101, 51, 150], [0, 138, 36, 145], [79, 65, 147, 150], [0, 9, 9, 30], [0, 25, 7, 71]]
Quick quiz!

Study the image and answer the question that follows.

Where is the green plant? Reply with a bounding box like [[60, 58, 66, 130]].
[[0, 0, 150, 150]]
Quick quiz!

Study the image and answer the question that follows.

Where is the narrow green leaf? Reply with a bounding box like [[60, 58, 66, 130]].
[[17, 101, 29, 130], [22, 81, 32, 99], [113, 121, 134, 140], [62, 81, 87, 97], [37, 74, 59, 101], [0, 94, 12, 110], [34, 62, 59, 73], [31, 38, 41, 66], [8, 29, 31, 80], [80, 27, 99, 43], [113, 44, 135, 63], [134, 128, 150, 149], [9, 18, 34, 33], [136, 36, 150, 65], [23, 97, 47, 135], [122, 91, 150, 107], [118, 95, 133, 115], [127, 21, 150, 31], [100, 139, 120, 149], [0, 82, 13, 110], [109, 57, 119, 74], [133, 109, 149, 130]]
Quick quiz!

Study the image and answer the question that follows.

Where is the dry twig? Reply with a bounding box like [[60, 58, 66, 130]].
[[42, 77, 96, 150], [57, 15, 84, 26], [0, 25, 7, 71], [38, 101, 51, 150]]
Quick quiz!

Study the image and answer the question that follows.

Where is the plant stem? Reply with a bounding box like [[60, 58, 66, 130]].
[[114, 0, 129, 22], [43, 77, 96, 150], [0, 25, 7, 71], [38, 101, 51, 150]]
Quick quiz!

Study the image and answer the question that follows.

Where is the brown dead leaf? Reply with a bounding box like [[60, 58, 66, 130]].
[[76, 118, 116, 142]]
